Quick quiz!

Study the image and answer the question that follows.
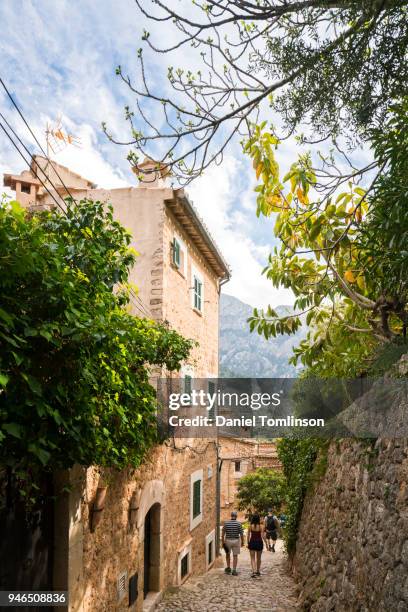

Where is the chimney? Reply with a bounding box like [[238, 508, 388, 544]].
[[132, 157, 170, 189]]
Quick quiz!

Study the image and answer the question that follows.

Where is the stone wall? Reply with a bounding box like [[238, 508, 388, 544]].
[[293, 438, 408, 611], [37, 172, 225, 610], [58, 440, 218, 612]]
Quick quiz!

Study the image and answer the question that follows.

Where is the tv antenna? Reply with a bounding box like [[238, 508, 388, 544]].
[[45, 117, 81, 156]]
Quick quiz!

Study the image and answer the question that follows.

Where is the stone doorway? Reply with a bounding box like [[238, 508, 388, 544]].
[[143, 502, 161, 599]]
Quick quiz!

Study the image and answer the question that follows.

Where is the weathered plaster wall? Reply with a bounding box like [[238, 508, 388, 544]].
[[293, 438, 408, 611], [162, 208, 220, 377], [58, 185, 169, 321], [33, 156, 94, 191], [48, 185, 222, 377]]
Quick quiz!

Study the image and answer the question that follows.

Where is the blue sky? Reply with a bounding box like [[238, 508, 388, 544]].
[[0, 0, 308, 307]]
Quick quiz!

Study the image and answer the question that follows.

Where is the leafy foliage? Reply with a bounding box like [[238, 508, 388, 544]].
[[0, 198, 192, 504], [236, 467, 286, 515], [277, 438, 329, 555], [245, 107, 408, 373], [358, 101, 408, 318]]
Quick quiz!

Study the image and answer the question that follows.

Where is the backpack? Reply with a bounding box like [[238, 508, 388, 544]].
[[266, 515, 277, 531]]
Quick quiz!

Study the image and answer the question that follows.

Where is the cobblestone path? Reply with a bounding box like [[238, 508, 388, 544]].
[[157, 540, 298, 611]]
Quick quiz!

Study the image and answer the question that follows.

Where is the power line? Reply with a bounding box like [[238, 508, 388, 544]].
[[0, 76, 76, 202], [129, 299, 149, 318], [129, 287, 152, 317], [0, 122, 158, 329], [0, 112, 68, 212], [0, 119, 66, 214], [129, 294, 151, 318], [0, 78, 156, 323], [128, 293, 151, 318], [0, 119, 152, 323]]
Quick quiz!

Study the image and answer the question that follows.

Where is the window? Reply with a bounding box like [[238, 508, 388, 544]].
[[193, 479, 201, 519], [208, 381, 216, 421], [181, 553, 189, 579], [182, 365, 194, 395], [234, 461, 241, 473], [191, 268, 204, 313], [193, 275, 203, 311], [171, 235, 187, 275], [177, 541, 192, 584], [172, 237, 181, 268], [117, 571, 127, 602], [190, 469, 203, 530], [184, 374, 192, 394], [21, 183, 31, 194]]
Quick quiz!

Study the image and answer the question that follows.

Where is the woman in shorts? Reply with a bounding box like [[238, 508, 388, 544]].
[[247, 514, 266, 577]]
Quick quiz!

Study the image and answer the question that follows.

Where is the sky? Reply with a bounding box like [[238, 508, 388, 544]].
[[0, 0, 302, 308]]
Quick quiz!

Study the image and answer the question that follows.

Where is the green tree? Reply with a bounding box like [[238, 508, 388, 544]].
[[106, 0, 408, 182], [0, 198, 193, 503], [244, 103, 408, 373], [236, 467, 286, 515]]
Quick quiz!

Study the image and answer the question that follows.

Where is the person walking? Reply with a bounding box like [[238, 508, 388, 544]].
[[264, 508, 280, 552], [247, 513, 266, 578], [222, 511, 244, 576]]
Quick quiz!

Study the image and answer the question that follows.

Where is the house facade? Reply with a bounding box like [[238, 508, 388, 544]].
[[219, 437, 282, 522], [4, 158, 229, 611]]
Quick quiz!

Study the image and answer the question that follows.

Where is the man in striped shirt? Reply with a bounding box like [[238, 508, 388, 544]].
[[222, 511, 244, 575]]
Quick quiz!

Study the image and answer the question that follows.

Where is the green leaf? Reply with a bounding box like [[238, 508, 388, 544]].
[[0, 308, 14, 326], [28, 444, 51, 466], [306, 310, 314, 326], [21, 373, 42, 395], [309, 220, 322, 241], [0, 373, 9, 387], [3, 423, 22, 438]]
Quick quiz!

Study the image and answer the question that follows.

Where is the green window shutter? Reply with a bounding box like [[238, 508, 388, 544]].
[[184, 375, 192, 394], [208, 381, 216, 420], [193, 479, 201, 518], [172, 238, 180, 267], [194, 276, 202, 310]]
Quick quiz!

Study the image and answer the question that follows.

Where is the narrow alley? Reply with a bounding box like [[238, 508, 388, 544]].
[[157, 541, 298, 611]]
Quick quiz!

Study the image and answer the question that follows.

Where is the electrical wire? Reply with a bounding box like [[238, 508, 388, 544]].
[[0, 78, 157, 323], [0, 119, 66, 214], [0, 112, 68, 212], [0, 76, 76, 201], [0, 118, 155, 328], [129, 287, 152, 317], [129, 295, 150, 318]]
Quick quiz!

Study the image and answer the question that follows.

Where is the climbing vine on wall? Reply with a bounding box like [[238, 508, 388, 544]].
[[277, 437, 329, 554]]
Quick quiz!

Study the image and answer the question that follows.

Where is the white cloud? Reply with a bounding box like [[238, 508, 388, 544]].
[[187, 155, 295, 308], [44, 120, 129, 189], [0, 0, 297, 310]]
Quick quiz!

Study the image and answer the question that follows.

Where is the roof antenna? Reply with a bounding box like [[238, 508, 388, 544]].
[[44, 117, 81, 178]]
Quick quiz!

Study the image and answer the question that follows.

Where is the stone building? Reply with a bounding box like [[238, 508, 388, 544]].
[[219, 437, 282, 522], [4, 157, 230, 611]]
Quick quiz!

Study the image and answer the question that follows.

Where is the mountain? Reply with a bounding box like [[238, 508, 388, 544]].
[[219, 293, 306, 378]]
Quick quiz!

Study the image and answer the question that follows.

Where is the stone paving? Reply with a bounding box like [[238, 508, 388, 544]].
[[157, 540, 299, 611]]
